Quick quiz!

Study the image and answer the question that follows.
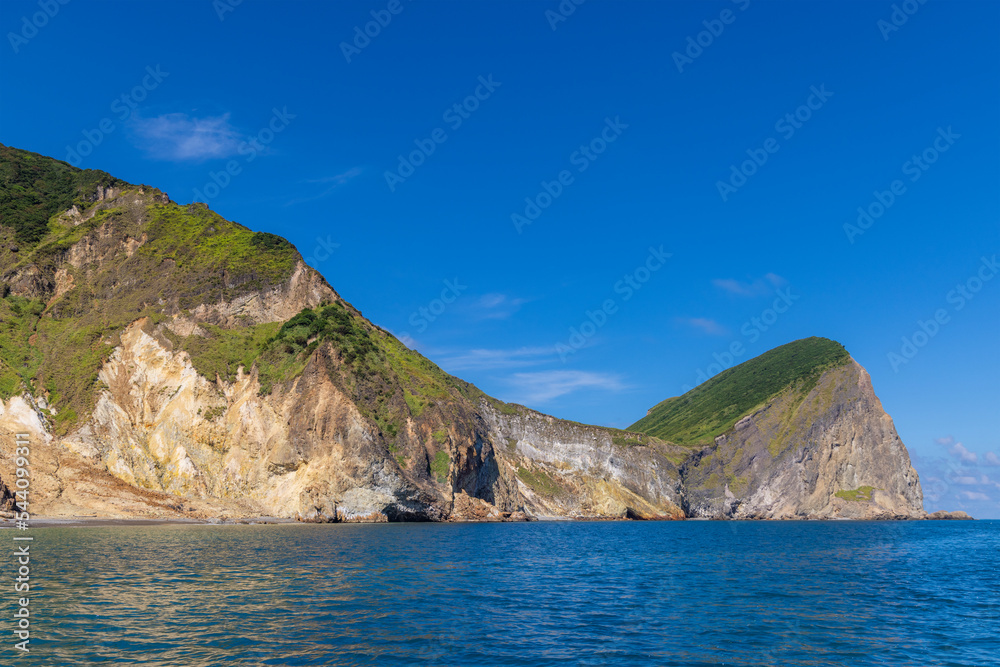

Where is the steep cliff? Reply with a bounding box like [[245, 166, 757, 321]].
[[630, 338, 924, 519], [0, 145, 926, 521]]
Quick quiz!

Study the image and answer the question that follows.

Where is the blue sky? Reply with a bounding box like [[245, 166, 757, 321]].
[[1, 0, 997, 516]]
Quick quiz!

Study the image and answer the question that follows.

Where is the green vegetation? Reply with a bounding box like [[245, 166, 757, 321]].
[[516, 465, 562, 496], [727, 474, 749, 495], [380, 332, 482, 406], [164, 321, 283, 385], [167, 302, 380, 395], [0, 296, 45, 397], [31, 309, 168, 434], [0, 144, 125, 246], [249, 231, 292, 252], [403, 390, 427, 417], [488, 398, 522, 416], [136, 202, 299, 309], [835, 486, 875, 502], [388, 443, 407, 468], [629, 337, 851, 446], [168, 302, 483, 460], [430, 451, 450, 483], [53, 406, 77, 429], [202, 406, 226, 421], [0, 158, 301, 431]]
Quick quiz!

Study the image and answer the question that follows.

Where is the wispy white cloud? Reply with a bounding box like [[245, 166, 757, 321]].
[[285, 167, 363, 206], [306, 169, 362, 185], [913, 438, 1000, 518], [712, 273, 786, 297], [953, 475, 981, 485], [953, 444, 979, 463], [984, 452, 1000, 466], [677, 317, 729, 336], [437, 346, 553, 372], [503, 370, 626, 404], [470, 293, 528, 320], [936, 436, 979, 463], [131, 112, 242, 161]]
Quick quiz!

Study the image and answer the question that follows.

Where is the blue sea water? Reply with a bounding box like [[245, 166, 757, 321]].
[[3, 520, 998, 666]]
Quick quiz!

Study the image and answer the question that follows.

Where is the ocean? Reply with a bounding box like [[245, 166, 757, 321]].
[[5, 520, 998, 665]]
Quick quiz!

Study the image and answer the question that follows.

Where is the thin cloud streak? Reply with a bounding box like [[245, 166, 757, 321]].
[[712, 273, 786, 297], [677, 317, 729, 336], [503, 370, 626, 404], [286, 167, 363, 206], [130, 112, 242, 161], [470, 293, 528, 320], [436, 346, 554, 372]]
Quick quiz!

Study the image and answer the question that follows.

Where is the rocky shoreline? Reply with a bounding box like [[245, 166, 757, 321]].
[[0, 509, 974, 528]]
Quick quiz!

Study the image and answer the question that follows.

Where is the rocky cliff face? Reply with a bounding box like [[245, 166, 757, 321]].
[[1, 322, 923, 522], [679, 361, 923, 519], [483, 405, 686, 519], [0, 314, 687, 522], [0, 147, 927, 521], [0, 312, 690, 522]]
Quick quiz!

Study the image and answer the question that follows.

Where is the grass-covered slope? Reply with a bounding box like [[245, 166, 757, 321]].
[[629, 337, 850, 447], [163, 301, 490, 442], [0, 147, 302, 431], [0, 144, 125, 246]]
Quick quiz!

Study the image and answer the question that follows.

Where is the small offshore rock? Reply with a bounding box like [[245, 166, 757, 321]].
[[926, 510, 974, 520]]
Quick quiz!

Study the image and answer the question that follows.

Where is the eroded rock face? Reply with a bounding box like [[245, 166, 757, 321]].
[[482, 405, 686, 520], [65, 320, 443, 522], [680, 361, 924, 519], [1, 327, 930, 522], [188, 261, 339, 328], [0, 394, 242, 520], [43, 317, 686, 522]]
